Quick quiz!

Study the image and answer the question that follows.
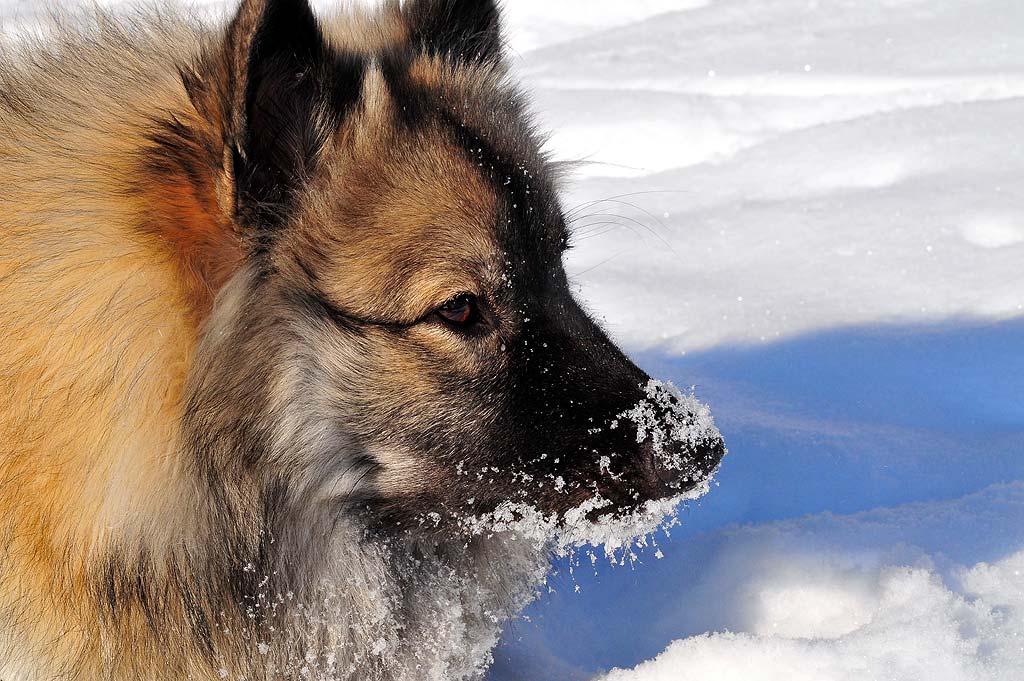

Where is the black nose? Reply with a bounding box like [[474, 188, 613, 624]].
[[636, 431, 726, 499], [584, 429, 724, 521], [601, 381, 726, 508]]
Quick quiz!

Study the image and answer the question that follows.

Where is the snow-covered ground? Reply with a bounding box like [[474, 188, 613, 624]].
[[491, 319, 1024, 681], [505, 1, 1024, 679], [491, 1, 1024, 679], [3, 1, 1021, 679], [530, 0, 1024, 354]]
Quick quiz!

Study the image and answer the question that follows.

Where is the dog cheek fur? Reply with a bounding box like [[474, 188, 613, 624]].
[[176, 264, 549, 678]]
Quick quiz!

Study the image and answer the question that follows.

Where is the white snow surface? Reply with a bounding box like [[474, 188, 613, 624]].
[[2, 1, 1022, 680], [598, 483, 1024, 681], [525, 0, 1024, 354]]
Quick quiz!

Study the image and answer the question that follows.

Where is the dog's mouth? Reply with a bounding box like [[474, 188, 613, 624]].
[[510, 378, 725, 521], [448, 380, 725, 555], [357, 378, 724, 559]]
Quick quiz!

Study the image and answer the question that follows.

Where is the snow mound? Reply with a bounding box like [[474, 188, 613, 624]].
[[597, 485, 1024, 681], [600, 554, 1024, 681], [524, 0, 1024, 353]]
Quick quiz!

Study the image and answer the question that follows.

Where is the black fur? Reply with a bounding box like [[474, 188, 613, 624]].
[[233, 0, 366, 238], [404, 0, 504, 64]]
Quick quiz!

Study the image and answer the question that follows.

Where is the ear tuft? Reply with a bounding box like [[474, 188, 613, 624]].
[[233, 0, 324, 224], [205, 0, 365, 236], [403, 0, 504, 64]]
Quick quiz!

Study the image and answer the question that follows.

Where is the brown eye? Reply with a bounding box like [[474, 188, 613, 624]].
[[437, 295, 477, 327]]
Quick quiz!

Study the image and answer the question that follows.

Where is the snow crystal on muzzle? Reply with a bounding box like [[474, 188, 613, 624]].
[[616, 379, 723, 474], [463, 482, 714, 564], [464, 381, 724, 564]]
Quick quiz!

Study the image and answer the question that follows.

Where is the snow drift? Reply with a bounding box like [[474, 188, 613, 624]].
[[599, 484, 1024, 681]]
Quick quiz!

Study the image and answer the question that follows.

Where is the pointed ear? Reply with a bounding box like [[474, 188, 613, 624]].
[[402, 0, 505, 64], [216, 0, 364, 233]]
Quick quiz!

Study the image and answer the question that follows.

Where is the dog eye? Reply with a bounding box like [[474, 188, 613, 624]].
[[437, 295, 478, 327]]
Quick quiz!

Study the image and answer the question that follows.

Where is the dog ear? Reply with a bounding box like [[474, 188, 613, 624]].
[[402, 0, 505, 64], [217, 0, 364, 234], [152, 0, 364, 316]]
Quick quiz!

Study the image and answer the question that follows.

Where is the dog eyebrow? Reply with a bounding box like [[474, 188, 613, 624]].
[[433, 110, 570, 262], [297, 289, 425, 331]]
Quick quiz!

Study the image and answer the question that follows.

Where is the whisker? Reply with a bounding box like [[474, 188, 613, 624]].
[[565, 189, 692, 219], [570, 220, 630, 236], [570, 252, 626, 278], [570, 221, 640, 243], [570, 212, 677, 255], [587, 198, 672, 234]]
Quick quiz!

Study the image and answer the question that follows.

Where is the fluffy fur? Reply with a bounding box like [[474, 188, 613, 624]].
[[0, 1, 724, 679]]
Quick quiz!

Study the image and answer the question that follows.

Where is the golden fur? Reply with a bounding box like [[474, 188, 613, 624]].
[[0, 13, 205, 677], [0, 2, 725, 679], [0, 5, 518, 678]]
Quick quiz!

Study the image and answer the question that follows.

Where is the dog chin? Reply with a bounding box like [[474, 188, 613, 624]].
[[451, 483, 715, 565]]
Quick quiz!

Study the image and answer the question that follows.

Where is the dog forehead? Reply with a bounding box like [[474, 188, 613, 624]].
[[394, 53, 568, 255], [292, 129, 508, 319], [286, 55, 566, 319]]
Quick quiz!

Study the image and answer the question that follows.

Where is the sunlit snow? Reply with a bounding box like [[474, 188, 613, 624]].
[[595, 484, 1024, 681]]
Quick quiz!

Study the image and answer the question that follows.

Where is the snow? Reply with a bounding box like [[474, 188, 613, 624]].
[[463, 483, 712, 565], [495, 0, 1024, 678], [526, 0, 1024, 353], [2, 1, 1022, 680], [617, 380, 720, 476], [596, 485, 1024, 681]]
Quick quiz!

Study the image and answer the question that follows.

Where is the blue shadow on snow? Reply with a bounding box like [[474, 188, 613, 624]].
[[487, 317, 1024, 680]]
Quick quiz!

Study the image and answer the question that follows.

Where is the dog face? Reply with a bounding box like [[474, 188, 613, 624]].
[[176, 0, 724, 531]]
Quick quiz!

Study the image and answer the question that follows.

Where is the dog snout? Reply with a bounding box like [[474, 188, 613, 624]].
[[611, 380, 726, 504], [637, 430, 725, 498]]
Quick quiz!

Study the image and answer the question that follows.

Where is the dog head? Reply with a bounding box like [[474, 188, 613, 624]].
[[170, 0, 724, 533]]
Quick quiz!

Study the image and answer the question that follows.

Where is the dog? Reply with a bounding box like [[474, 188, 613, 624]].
[[0, 0, 725, 678]]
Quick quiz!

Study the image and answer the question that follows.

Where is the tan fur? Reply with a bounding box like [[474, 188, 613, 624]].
[[290, 95, 502, 323], [0, 13, 204, 675], [0, 8, 469, 679], [321, 1, 408, 53]]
